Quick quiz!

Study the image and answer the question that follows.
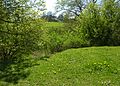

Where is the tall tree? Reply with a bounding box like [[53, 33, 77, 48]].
[[101, 0, 120, 45], [77, 0, 120, 46], [55, 0, 98, 16]]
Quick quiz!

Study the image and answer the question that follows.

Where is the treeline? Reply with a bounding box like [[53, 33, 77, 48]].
[[39, 0, 120, 54], [65, 0, 120, 46], [0, 0, 120, 61]]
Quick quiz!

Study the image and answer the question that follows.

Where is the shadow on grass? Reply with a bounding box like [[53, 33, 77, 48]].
[[0, 56, 39, 84], [39, 55, 50, 61]]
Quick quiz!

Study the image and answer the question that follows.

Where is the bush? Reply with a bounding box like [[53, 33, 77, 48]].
[[0, 20, 42, 61], [0, 0, 43, 61]]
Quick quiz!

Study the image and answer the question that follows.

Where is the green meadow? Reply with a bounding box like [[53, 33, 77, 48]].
[[1, 47, 120, 86]]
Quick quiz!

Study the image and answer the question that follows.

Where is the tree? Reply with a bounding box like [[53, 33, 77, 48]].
[[0, 0, 45, 61], [77, 3, 103, 46], [77, 0, 120, 46], [55, 0, 98, 17], [101, 0, 120, 45], [41, 11, 58, 22], [58, 14, 64, 21]]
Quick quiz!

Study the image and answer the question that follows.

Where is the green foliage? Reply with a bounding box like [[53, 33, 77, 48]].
[[0, 20, 41, 60], [78, 3, 104, 46], [0, 0, 44, 61], [34, 0, 120, 55], [77, 0, 120, 46], [101, 0, 120, 45], [40, 25, 65, 53], [39, 22, 84, 54]]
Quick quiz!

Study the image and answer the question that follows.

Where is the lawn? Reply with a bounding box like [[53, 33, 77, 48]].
[[1, 47, 120, 86]]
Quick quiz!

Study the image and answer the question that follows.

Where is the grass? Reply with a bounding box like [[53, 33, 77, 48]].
[[1, 46, 120, 86], [42, 22, 64, 29]]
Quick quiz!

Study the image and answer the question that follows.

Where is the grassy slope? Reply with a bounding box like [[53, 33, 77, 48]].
[[10, 47, 120, 86]]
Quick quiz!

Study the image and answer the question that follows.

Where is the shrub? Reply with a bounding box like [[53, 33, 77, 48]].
[[77, 0, 120, 46], [0, 20, 41, 61]]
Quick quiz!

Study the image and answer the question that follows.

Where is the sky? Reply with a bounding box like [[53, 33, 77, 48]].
[[45, 0, 57, 12]]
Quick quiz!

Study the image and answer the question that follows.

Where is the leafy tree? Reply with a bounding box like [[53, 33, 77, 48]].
[[101, 0, 120, 45], [55, 0, 98, 16], [77, 3, 102, 46], [77, 0, 120, 46], [0, 0, 45, 61]]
